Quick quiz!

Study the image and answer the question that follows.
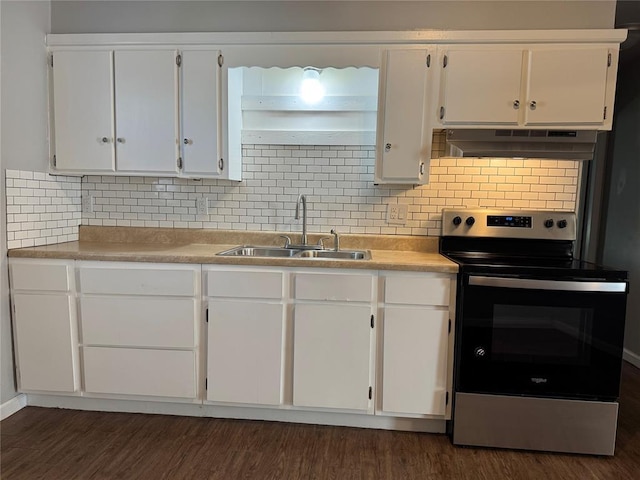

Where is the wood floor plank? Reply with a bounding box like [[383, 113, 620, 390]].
[[2, 362, 639, 480]]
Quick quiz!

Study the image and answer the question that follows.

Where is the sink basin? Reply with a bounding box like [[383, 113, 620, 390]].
[[216, 246, 300, 257], [295, 249, 371, 260], [217, 245, 370, 260]]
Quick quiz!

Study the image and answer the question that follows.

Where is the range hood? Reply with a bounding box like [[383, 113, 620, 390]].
[[445, 129, 598, 160]]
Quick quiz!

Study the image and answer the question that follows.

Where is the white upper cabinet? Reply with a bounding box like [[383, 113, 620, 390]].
[[438, 45, 617, 129], [524, 47, 610, 126], [51, 51, 115, 172], [179, 50, 226, 178], [376, 48, 435, 184], [438, 48, 523, 125], [114, 50, 178, 174]]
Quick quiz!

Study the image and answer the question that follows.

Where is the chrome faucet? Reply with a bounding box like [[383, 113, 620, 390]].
[[294, 194, 308, 246]]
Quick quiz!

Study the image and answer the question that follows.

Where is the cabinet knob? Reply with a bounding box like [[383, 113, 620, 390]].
[[385, 143, 391, 152], [101, 137, 109, 143], [513, 100, 520, 109], [116, 137, 125, 143], [183, 138, 192, 145], [529, 100, 537, 110]]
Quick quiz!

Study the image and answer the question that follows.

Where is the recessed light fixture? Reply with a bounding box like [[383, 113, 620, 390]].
[[300, 67, 325, 105]]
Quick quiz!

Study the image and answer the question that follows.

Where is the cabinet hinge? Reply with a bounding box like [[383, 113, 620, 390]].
[[49, 54, 53, 68], [443, 55, 448, 68], [448, 319, 452, 334], [439, 106, 445, 120], [176, 54, 182, 67], [368, 386, 372, 400], [370, 314, 374, 328], [52, 155, 57, 168], [218, 158, 224, 171], [446, 391, 449, 405], [426, 54, 431, 68], [604, 106, 607, 120], [205, 308, 209, 323], [177, 157, 183, 169], [607, 53, 612, 67], [218, 54, 224, 67]]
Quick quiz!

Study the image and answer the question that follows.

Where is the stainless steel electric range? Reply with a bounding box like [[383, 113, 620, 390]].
[[440, 208, 629, 456]]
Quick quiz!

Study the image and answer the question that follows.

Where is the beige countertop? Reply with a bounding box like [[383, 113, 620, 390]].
[[8, 226, 458, 274]]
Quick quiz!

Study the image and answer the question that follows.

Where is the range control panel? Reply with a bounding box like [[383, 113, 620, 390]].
[[442, 208, 576, 240]]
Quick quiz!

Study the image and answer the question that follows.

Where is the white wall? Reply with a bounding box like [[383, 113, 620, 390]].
[[1, 0, 51, 405], [50, 0, 616, 33]]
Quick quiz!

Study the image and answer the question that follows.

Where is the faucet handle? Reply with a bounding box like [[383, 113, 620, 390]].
[[279, 235, 292, 248], [330, 229, 340, 251], [317, 236, 332, 249]]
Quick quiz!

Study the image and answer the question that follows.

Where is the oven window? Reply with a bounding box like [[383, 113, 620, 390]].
[[491, 305, 593, 365]]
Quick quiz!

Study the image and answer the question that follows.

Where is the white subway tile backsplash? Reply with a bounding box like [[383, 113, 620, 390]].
[[79, 145, 581, 237], [5, 170, 82, 249]]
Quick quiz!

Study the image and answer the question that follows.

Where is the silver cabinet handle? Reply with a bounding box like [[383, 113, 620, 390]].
[[116, 138, 125, 143], [468, 275, 627, 293], [385, 143, 391, 152], [101, 137, 109, 143], [529, 100, 537, 110], [184, 138, 192, 145], [419, 162, 425, 175], [513, 100, 520, 109]]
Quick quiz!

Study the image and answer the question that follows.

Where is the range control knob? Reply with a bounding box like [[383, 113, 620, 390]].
[[452, 216, 462, 226], [544, 219, 554, 228], [557, 219, 568, 229], [474, 347, 486, 358], [466, 216, 475, 226]]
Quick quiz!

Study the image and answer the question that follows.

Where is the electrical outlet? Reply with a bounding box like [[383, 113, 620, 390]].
[[196, 197, 209, 216], [82, 193, 94, 214], [387, 204, 408, 225]]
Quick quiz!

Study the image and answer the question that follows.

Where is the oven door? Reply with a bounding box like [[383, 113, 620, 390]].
[[457, 274, 628, 401]]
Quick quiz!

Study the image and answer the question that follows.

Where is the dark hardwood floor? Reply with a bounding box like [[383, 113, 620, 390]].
[[2, 362, 639, 480]]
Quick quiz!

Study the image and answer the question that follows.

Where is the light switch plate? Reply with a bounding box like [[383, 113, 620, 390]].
[[82, 193, 94, 214], [196, 197, 209, 216], [387, 204, 408, 225]]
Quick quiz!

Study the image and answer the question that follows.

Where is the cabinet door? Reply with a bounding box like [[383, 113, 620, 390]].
[[525, 48, 609, 126], [439, 48, 523, 125], [180, 50, 222, 178], [207, 301, 284, 405], [12, 294, 78, 393], [114, 50, 178, 173], [52, 50, 114, 172], [293, 303, 372, 411], [376, 49, 434, 184], [382, 307, 448, 416]]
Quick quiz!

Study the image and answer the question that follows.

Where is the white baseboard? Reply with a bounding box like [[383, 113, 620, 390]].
[[0, 394, 27, 421], [623, 348, 640, 369]]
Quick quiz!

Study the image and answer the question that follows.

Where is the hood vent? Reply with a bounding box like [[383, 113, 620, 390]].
[[445, 129, 598, 161]]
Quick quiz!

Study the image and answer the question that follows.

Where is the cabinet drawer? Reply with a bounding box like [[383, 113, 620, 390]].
[[10, 261, 71, 292], [384, 274, 450, 306], [83, 347, 196, 398], [79, 265, 197, 296], [80, 296, 196, 348], [294, 272, 373, 302], [207, 270, 283, 299]]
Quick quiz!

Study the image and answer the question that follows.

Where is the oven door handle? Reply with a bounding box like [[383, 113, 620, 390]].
[[468, 275, 627, 293]]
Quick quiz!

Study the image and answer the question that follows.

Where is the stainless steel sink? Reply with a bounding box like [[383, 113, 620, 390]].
[[217, 245, 370, 260], [295, 249, 371, 260], [216, 246, 300, 257]]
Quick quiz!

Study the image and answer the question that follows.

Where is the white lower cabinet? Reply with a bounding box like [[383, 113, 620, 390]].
[[207, 300, 284, 405], [380, 272, 454, 417], [78, 262, 200, 400], [205, 267, 285, 406], [9, 259, 80, 394], [293, 303, 373, 411]]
